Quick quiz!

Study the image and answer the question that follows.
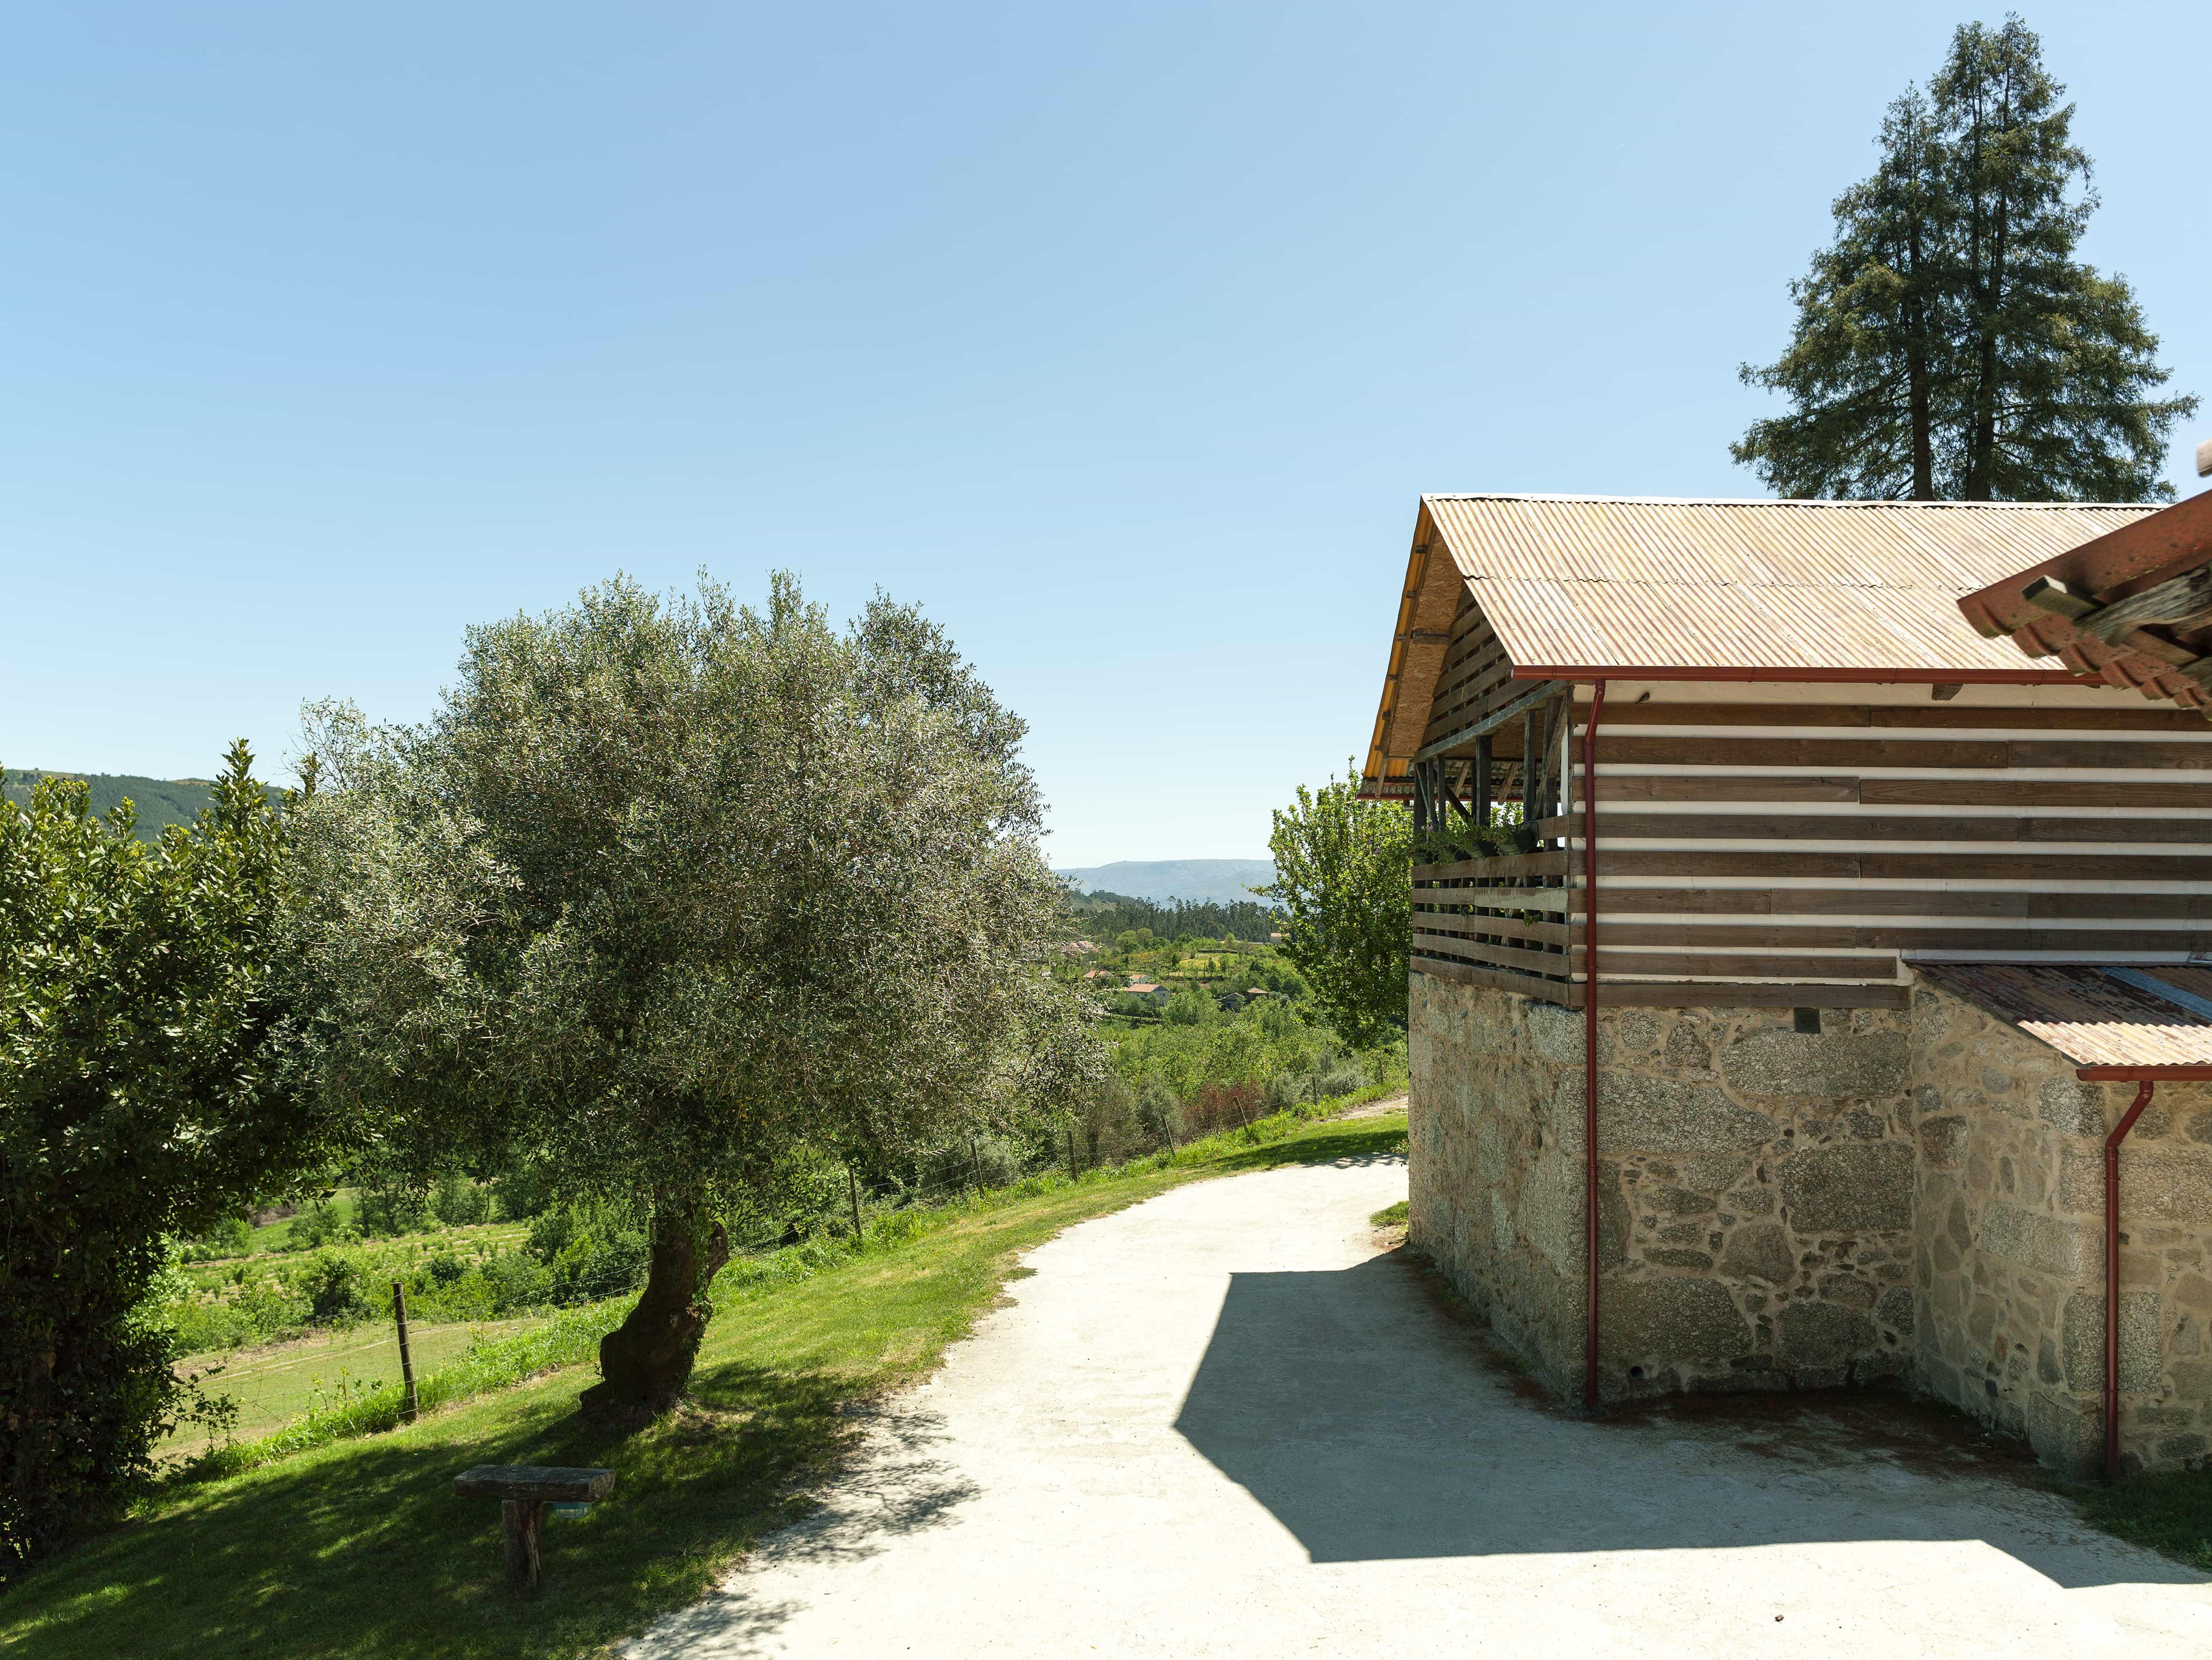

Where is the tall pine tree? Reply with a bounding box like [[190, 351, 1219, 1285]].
[[1734, 16, 2194, 502]]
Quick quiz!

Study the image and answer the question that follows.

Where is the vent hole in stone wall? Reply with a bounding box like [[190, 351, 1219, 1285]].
[[1628, 1365, 1645, 1380], [1792, 1007, 1821, 1034]]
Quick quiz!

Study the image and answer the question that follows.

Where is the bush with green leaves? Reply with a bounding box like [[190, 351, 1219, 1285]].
[[490, 1158, 554, 1220], [0, 747, 328, 1575], [287, 1197, 352, 1250], [1259, 766, 1410, 1048], [182, 1216, 255, 1262], [430, 1173, 490, 1227], [355, 1180, 430, 1237]]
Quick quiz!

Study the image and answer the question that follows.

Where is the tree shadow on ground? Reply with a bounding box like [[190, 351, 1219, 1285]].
[[3, 1361, 869, 1660], [1172, 1251, 2207, 1589]]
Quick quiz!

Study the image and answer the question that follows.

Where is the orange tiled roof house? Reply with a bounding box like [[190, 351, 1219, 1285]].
[[1361, 493, 2212, 1478]]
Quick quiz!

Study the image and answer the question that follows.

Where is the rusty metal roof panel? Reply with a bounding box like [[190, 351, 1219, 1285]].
[[1422, 494, 2154, 674], [1914, 962, 2212, 1068]]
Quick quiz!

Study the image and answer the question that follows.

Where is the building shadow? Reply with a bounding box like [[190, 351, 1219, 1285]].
[[1170, 1253, 2205, 1587]]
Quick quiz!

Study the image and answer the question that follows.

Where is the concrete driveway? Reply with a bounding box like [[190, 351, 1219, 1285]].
[[627, 1151, 2212, 1658]]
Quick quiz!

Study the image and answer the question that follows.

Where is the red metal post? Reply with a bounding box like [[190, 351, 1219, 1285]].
[[1583, 679, 1606, 1409], [2103, 1077, 2154, 1482]]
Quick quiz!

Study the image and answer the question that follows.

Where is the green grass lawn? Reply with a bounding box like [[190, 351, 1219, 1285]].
[[163, 1320, 537, 1455], [0, 1112, 1408, 1660], [2071, 1469, 2212, 1573]]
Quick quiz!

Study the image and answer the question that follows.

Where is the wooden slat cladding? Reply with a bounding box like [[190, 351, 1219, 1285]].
[[1593, 701, 2210, 733], [1409, 693, 2212, 1007], [1534, 812, 2212, 845], [1594, 735, 2212, 770], [1598, 774, 2212, 808]]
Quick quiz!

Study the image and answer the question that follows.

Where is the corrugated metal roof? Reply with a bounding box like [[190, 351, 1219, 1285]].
[[1424, 494, 2154, 673], [1915, 962, 2212, 1068]]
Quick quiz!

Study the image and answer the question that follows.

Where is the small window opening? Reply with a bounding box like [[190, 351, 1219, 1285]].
[[1792, 1007, 1821, 1034]]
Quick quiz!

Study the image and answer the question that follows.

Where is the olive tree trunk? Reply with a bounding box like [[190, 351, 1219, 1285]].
[[578, 1202, 729, 1425]]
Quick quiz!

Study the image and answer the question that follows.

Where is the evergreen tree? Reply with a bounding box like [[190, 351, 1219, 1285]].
[[1735, 15, 2194, 501]]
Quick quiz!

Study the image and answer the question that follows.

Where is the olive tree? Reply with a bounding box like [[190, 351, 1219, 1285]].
[[288, 573, 1098, 1421]]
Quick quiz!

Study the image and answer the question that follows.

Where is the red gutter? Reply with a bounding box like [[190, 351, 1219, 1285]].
[[2076, 1073, 2158, 1483], [1512, 665, 2087, 685], [1583, 679, 1606, 1409]]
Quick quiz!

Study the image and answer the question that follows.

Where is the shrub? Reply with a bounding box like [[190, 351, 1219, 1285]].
[[554, 1226, 650, 1304], [288, 1198, 349, 1250], [430, 1173, 489, 1227], [356, 1181, 430, 1237], [182, 1216, 254, 1261], [526, 1208, 577, 1263], [0, 748, 325, 1577], [424, 1249, 466, 1286], [491, 1159, 554, 1220], [303, 1253, 374, 1325]]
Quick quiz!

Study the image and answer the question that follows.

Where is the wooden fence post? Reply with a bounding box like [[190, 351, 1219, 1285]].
[[847, 1164, 864, 1239], [392, 1280, 419, 1422]]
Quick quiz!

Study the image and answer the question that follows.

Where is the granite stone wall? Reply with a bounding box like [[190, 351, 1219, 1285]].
[[1910, 978, 2212, 1476], [1408, 974, 1917, 1404]]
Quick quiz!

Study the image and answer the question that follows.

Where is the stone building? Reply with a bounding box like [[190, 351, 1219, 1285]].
[[1362, 491, 2212, 1477]]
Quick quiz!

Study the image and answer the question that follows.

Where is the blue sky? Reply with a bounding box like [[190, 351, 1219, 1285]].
[[4, 2, 2206, 865]]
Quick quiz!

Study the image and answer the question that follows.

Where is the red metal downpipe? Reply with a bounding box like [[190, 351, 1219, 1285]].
[[1583, 679, 1606, 1409], [2099, 1076, 2155, 1482]]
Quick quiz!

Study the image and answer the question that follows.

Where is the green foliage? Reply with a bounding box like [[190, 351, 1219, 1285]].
[[188, 1217, 255, 1259], [1067, 890, 1280, 943], [1259, 765, 1411, 1048], [285, 572, 1103, 1406], [490, 1158, 555, 1220], [2073, 1468, 2212, 1573], [0, 769, 284, 845], [354, 1179, 430, 1238], [302, 1253, 374, 1324], [0, 743, 326, 1576], [1735, 17, 2195, 501], [429, 1172, 490, 1227], [286, 1197, 352, 1249], [1162, 987, 1215, 1026]]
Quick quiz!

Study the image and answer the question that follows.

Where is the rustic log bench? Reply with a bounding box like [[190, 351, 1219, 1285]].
[[453, 1465, 616, 1592]]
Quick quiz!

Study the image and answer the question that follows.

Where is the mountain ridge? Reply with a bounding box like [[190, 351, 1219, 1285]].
[[1055, 858, 1275, 907]]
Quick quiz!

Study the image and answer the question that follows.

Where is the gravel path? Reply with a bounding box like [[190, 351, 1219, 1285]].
[[626, 1152, 2212, 1658]]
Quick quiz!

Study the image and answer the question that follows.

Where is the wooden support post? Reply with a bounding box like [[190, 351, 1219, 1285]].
[[1473, 734, 1492, 835], [1522, 708, 1541, 828], [392, 1280, 419, 1423], [502, 1499, 546, 1594]]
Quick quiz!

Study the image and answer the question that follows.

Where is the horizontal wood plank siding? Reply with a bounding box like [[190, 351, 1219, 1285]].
[[1411, 691, 2212, 1004]]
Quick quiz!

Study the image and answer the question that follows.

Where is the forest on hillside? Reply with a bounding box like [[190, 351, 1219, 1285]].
[[3, 768, 283, 841], [1064, 887, 1280, 943]]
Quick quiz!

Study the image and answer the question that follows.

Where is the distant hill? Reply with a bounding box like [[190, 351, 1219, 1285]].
[[1056, 859, 1275, 907], [2, 769, 278, 842]]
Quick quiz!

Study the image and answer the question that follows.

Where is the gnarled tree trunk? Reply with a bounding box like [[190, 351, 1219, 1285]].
[[578, 1201, 729, 1426]]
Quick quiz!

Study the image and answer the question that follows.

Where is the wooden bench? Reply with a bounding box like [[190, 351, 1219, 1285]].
[[454, 1464, 616, 1592]]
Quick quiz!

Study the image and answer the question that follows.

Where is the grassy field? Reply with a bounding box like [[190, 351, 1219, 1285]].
[[0, 1110, 1408, 1660], [164, 1320, 536, 1454]]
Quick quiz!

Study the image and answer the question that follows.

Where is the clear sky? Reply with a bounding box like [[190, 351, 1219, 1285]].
[[4, 3, 2206, 866]]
